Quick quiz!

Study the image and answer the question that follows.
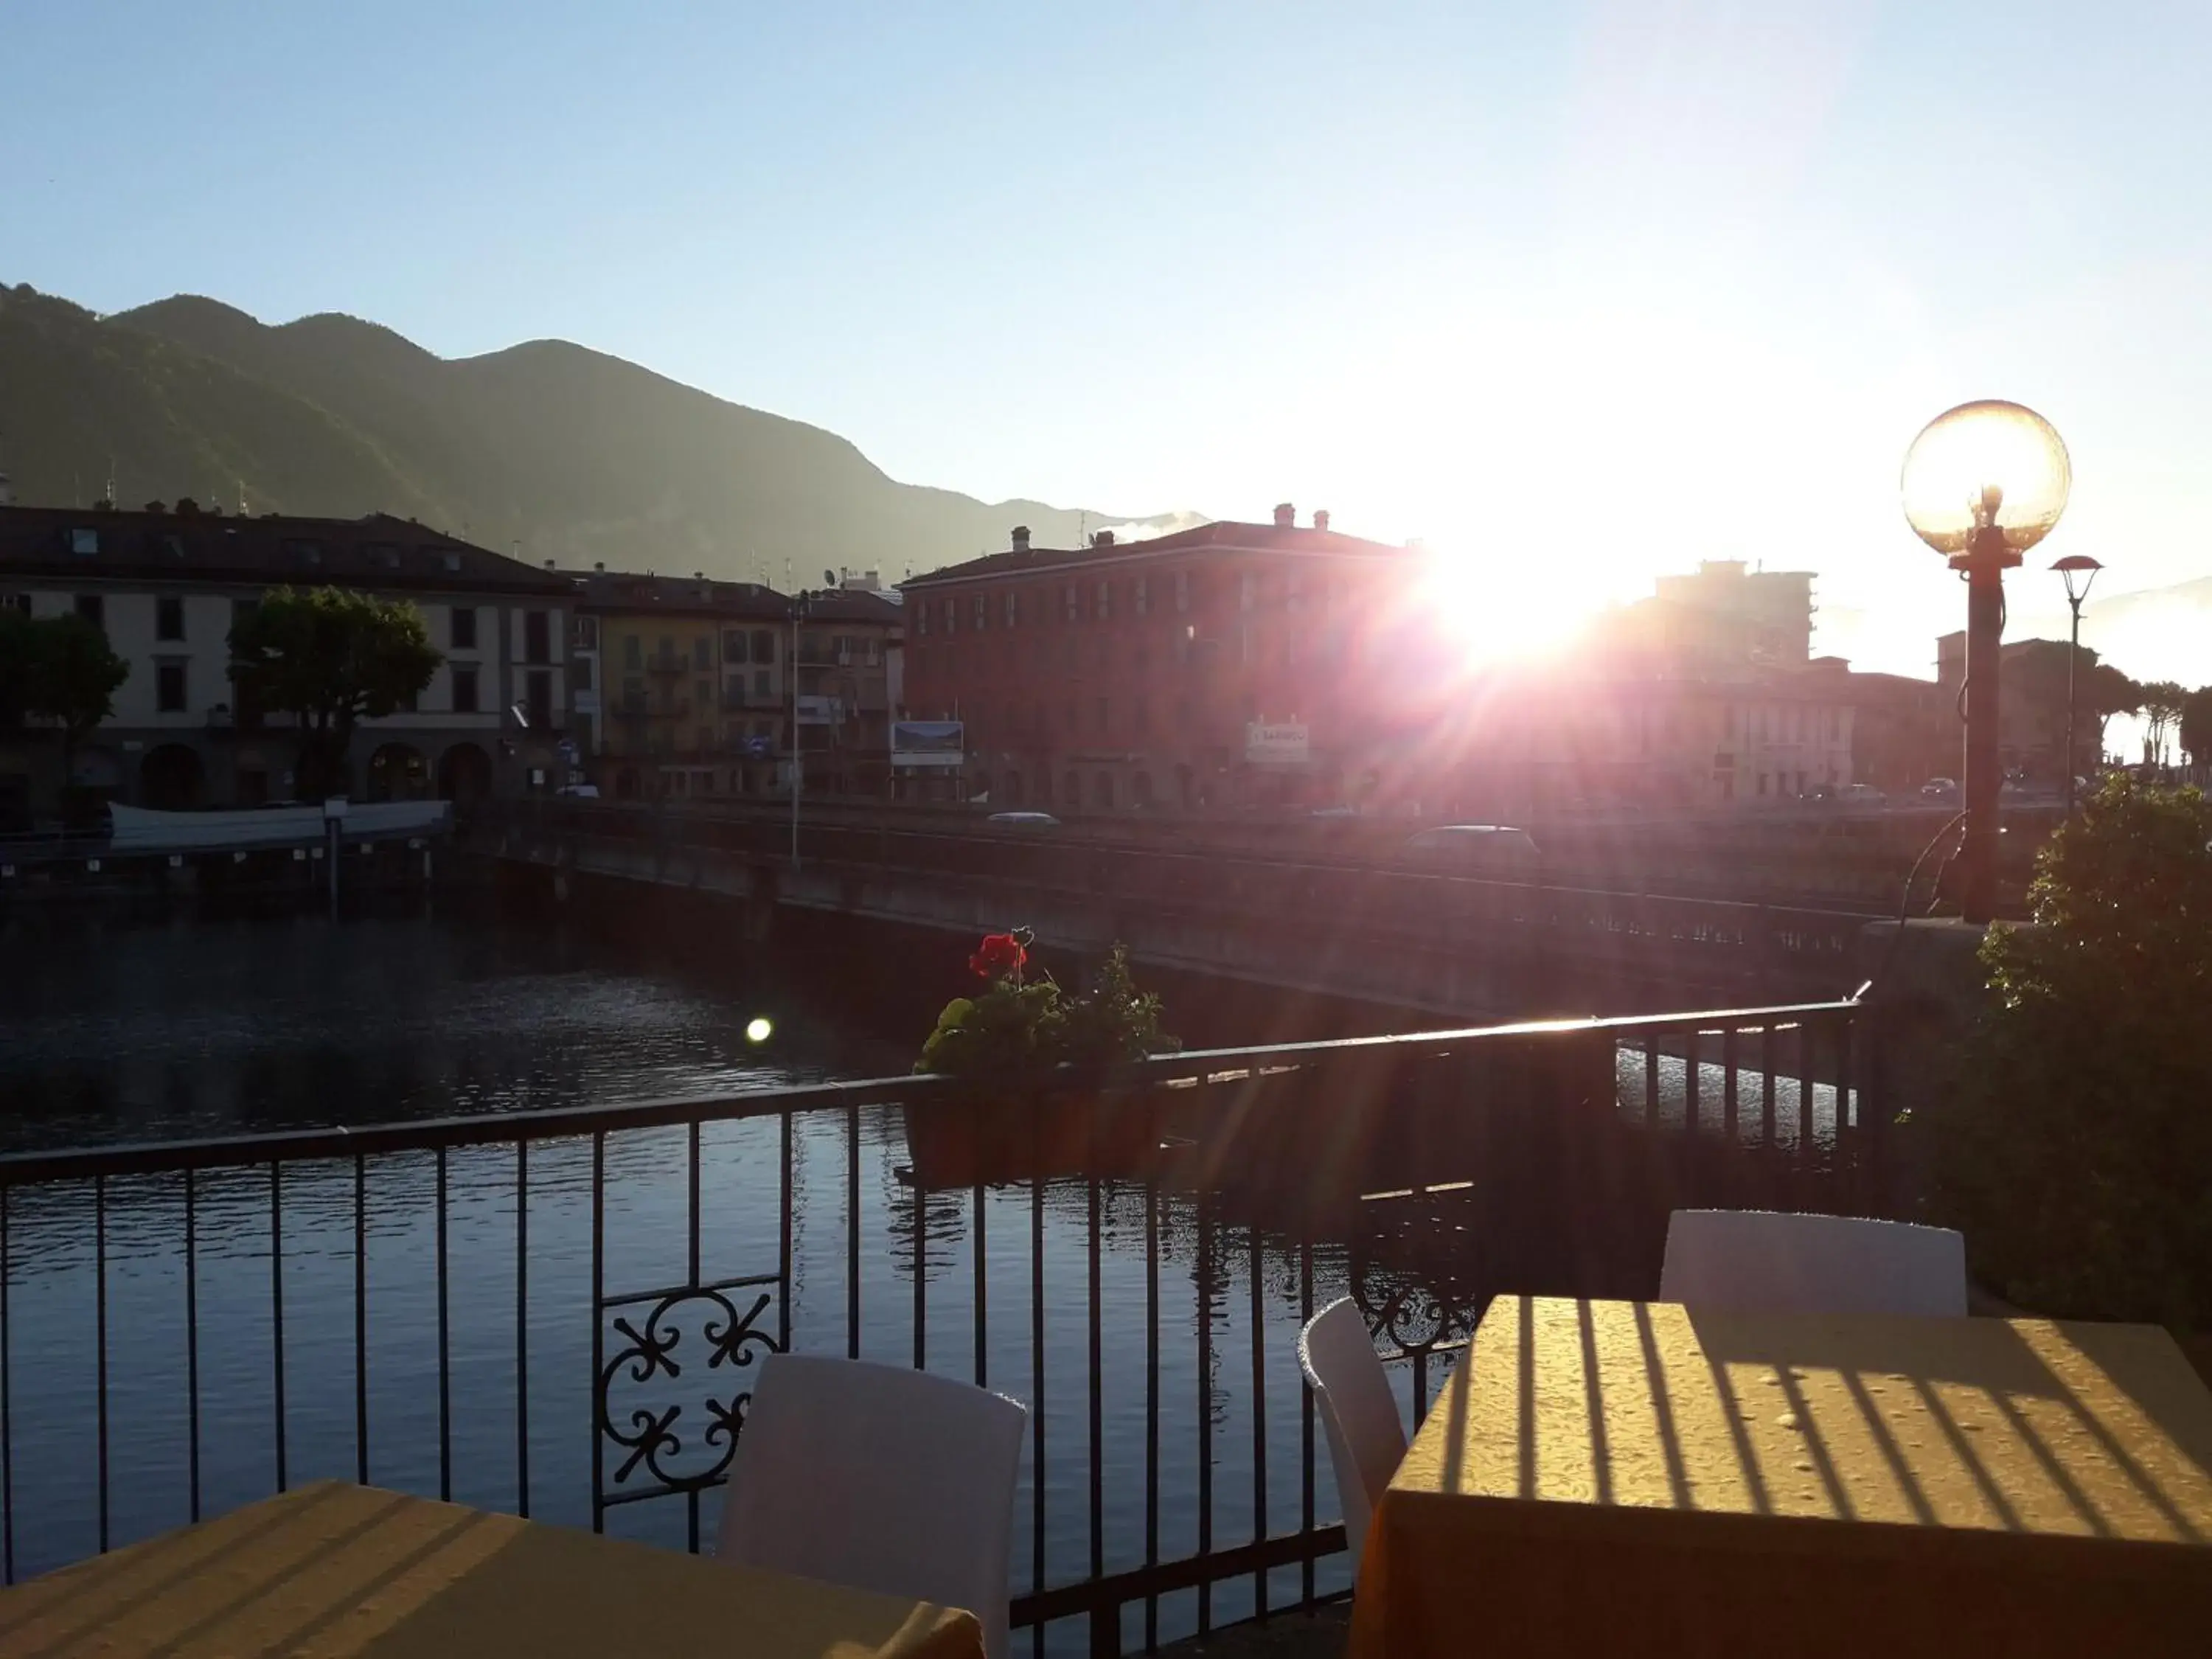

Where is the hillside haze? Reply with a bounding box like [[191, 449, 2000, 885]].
[[0, 283, 1174, 578]]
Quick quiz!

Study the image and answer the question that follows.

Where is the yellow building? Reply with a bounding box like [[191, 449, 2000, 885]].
[[569, 571, 789, 800]]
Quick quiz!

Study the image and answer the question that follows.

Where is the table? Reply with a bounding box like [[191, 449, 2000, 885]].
[[0, 1481, 986, 1659], [1349, 1297, 2212, 1658]]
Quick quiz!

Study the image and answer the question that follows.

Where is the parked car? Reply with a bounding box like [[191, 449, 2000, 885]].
[[554, 783, 601, 799], [1397, 824, 1543, 877], [1921, 777, 1960, 800], [986, 811, 1060, 830], [1841, 783, 1888, 807]]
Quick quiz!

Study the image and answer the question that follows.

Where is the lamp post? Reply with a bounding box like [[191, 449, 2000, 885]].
[[1901, 400, 2071, 924], [2051, 554, 2103, 817]]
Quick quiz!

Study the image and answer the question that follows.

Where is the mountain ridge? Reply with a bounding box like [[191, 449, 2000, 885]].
[[0, 282, 1181, 580]]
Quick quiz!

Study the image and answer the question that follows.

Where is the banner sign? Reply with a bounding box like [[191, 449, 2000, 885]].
[[1245, 722, 1310, 765], [891, 720, 966, 768]]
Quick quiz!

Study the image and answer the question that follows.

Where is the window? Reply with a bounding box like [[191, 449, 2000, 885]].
[[156, 595, 185, 641], [917, 602, 931, 636], [526, 611, 552, 665], [451, 666, 481, 714], [1287, 572, 1304, 613], [943, 597, 957, 634], [573, 615, 599, 650], [692, 635, 712, 671], [1063, 584, 1079, 623], [1239, 572, 1259, 613], [1174, 571, 1190, 613], [69, 527, 100, 556], [451, 607, 479, 650], [1134, 575, 1150, 616], [1004, 591, 1020, 627], [284, 538, 322, 567], [623, 633, 642, 670], [622, 675, 645, 713], [751, 629, 775, 663], [0, 594, 27, 616], [973, 594, 988, 630], [1096, 580, 1112, 621], [724, 630, 748, 664], [571, 655, 594, 693], [74, 594, 104, 630], [696, 679, 712, 717], [754, 668, 771, 698], [156, 662, 187, 714], [1093, 772, 1113, 810]]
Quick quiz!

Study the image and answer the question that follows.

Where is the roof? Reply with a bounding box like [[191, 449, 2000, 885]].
[[0, 505, 572, 595], [902, 518, 1408, 590], [801, 587, 902, 627], [563, 568, 790, 621]]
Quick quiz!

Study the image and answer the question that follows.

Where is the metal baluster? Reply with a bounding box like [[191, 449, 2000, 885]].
[[1644, 1034, 1660, 1129], [1798, 1020, 1816, 1175], [847, 1104, 862, 1360], [914, 1181, 928, 1373], [688, 1121, 702, 1554], [1030, 1172, 1046, 1659], [1835, 1012, 1857, 1210], [1722, 1026, 1740, 1144], [1, 1184, 12, 1585], [1197, 1196, 1213, 1637], [1298, 1234, 1315, 1610], [1144, 1182, 1160, 1653], [1683, 1027, 1700, 1141], [1248, 1225, 1267, 1618], [591, 1132, 605, 1534], [1088, 1172, 1103, 1607], [515, 1141, 529, 1517], [972, 1181, 987, 1388], [96, 1175, 108, 1551], [780, 1113, 794, 1354], [271, 1163, 287, 1492], [1760, 1026, 1778, 1147], [436, 1147, 451, 1503], [355, 1154, 369, 1486], [184, 1170, 200, 1522]]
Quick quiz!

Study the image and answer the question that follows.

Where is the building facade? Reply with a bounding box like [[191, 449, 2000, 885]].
[[796, 582, 902, 799], [0, 504, 575, 821], [900, 507, 1413, 813], [1936, 632, 2101, 779]]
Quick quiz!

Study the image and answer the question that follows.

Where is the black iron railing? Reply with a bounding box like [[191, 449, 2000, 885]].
[[0, 999, 1879, 1655]]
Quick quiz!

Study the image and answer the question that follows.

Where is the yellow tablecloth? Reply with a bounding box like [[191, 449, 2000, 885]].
[[1350, 1297, 2212, 1658], [0, 1481, 986, 1659]]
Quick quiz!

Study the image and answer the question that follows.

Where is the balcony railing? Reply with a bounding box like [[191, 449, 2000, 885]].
[[0, 1001, 1881, 1654]]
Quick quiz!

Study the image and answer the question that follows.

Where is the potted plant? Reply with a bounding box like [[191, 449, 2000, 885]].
[[905, 931, 1180, 1188]]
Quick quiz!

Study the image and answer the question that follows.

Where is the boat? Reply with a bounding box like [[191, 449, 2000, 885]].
[[105, 799, 453, 855]]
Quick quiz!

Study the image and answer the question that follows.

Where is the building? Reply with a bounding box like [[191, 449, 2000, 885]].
[[570, 568, 790, 801], [1936, 633, 2101, 779], [900, 507, 1412, 813], [796, 580, 903, 799], [0, 503, 575, 820], [1646, 560, 1816, 672]]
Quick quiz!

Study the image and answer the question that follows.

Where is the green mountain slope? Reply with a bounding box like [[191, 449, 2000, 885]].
[[0, 282, 1172, 578]]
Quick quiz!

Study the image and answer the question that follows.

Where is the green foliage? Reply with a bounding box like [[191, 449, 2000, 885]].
[[916, 939, 1180, 1083], [1929, 775, 2212, 1328], [2180, 686, 2212, 766], [0, 611, 130, 763], [229, 585, 441, 800]]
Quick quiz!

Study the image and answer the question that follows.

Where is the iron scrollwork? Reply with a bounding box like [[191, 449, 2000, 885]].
[[597, 1282, 780, 1500]]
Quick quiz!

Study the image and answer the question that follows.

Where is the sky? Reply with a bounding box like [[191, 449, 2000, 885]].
[[5, 1, 2211, 678]]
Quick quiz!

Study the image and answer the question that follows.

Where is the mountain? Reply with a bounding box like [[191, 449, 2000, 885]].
[[0, 282, 1178, 580]]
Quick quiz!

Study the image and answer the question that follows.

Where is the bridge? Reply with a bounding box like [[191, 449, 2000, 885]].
[[473, 801, 1884, 1020]]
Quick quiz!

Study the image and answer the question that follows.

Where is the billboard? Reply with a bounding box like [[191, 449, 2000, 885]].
[[891, 720, 966, 768], [1245, 722, 1310, 765]]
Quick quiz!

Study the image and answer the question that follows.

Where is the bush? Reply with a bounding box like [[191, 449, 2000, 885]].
[[917, 931, 1178, 1083], [1929, 776, 2212, 1328]]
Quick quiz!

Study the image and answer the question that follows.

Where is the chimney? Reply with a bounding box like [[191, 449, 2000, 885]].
[[594, 561, 605, 572], [1312, 509, 1331, 533], [1273, 503, 1295, 529], [1093, 529, 1116, 548], [543, 559, 555, 571], [1011, 526, 1032, 553]]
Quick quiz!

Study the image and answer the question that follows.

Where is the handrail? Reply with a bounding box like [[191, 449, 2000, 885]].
[[0, 997, 1863, 1185]]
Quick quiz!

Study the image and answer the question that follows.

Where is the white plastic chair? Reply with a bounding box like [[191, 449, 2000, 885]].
[[1297, 1297, 1408, 1571], [716, 1354, 1029, 1659], [1659, 1209, 1968, 1318]]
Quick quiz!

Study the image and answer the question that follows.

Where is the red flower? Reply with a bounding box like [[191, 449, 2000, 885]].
[[969, 933, 1027, 981]]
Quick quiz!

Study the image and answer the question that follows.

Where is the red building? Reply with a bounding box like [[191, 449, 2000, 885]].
[[900, 507, 1416, 813]]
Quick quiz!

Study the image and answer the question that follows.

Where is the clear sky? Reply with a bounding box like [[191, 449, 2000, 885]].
[[6, 1, 2210, 675]]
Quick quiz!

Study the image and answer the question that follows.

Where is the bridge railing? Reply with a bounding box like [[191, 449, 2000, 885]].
[[0, 997, 1881, 1654]]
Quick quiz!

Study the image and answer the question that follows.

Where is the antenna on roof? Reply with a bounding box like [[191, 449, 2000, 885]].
[[238, 478, 248, 516]]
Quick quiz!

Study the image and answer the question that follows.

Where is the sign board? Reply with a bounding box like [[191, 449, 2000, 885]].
[[891, 720, 966, 769], [741, 735, 776, 760], [796, 695, 843, 727], [1245, 722, 1310, 765]]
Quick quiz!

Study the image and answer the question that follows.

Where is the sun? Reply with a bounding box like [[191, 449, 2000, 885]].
[[1397, 539, 1606, 666]]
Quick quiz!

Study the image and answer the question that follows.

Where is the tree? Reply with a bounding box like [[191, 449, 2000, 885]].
[[2140, 679, 2187, 768], [9, 614, 129, 786], [2080, 664, 2140, 768], [229, 586, 442, 801], [2180, 686, 2212, 769], [1928, 775, 2212, 1329]]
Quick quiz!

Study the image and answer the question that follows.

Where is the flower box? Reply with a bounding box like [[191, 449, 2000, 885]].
[[900, 1091, 1165, 1190]]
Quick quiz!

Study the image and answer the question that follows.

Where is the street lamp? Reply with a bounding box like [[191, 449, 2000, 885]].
[[1901, 399, 2071, 923], [2051, 554, 2103, 817]]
